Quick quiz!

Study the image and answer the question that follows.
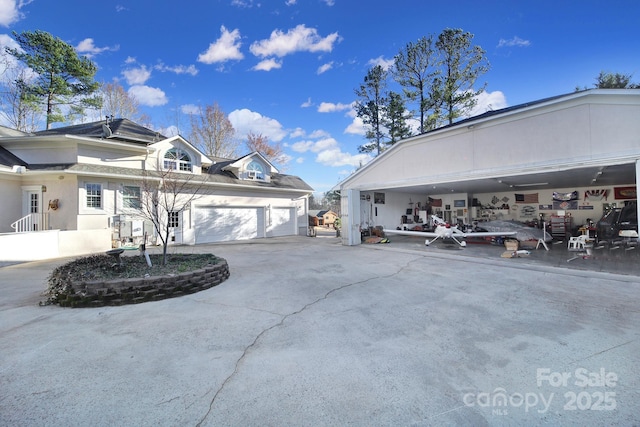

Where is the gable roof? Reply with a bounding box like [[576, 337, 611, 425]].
[[34, 118, 166, 145], [338, 89, 638, 190], [223, 151, 279, 174], [201, 151, 309, 191], [310, 210, 337, 218]]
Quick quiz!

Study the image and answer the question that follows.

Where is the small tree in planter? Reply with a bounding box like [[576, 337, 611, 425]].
[[135, 155, 209, 266]]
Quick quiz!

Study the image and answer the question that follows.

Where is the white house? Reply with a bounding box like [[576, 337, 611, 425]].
[[338, 89, 640, 245], [0, 118, 313, 261]]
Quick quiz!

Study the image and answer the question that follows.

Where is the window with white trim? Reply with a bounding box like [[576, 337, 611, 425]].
[[85, 183, 102, 208], [168, 211, 180, 228], [123, 185, 141, 209], [164, 148, 192, 172], [246, 160, 265, 180]]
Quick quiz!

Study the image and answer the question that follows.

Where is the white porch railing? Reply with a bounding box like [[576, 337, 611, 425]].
[[10, 213, 50, 233]]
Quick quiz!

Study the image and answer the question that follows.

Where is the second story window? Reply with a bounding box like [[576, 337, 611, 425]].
[[246, 160, 265, 180], [164, 148, 192, 172]]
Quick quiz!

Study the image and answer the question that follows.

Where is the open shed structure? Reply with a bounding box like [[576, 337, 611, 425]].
[[338, 89, 640, 245]]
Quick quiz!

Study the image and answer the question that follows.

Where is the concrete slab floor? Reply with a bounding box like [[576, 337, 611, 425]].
[[1, 235, 638, 426]]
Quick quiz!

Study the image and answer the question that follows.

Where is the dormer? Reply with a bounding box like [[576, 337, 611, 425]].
[[148, 135, 213, 175], [163, 147, 193, 172], [222, 152, 278, 183]]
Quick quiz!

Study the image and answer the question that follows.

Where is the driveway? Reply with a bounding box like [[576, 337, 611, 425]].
[[1, 236, 639, 426]]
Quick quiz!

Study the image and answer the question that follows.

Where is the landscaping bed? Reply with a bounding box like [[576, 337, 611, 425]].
[[43, 253, 230, 308]]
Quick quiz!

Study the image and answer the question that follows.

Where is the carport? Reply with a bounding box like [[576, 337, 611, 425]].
[[338, 89, 640, 246]]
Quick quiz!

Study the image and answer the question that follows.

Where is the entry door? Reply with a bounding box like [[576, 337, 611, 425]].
[[168, 211, 183, 244], [22, 189, 41, 231]]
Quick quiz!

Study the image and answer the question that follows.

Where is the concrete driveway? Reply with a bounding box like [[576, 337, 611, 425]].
[[1, 236, 639, 426]]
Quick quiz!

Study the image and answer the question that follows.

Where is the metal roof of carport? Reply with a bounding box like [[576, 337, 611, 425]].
[[339, 89, 640, 196]]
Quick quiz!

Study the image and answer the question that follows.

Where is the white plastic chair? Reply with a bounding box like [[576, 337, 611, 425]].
[[568, 235, 589, 250]]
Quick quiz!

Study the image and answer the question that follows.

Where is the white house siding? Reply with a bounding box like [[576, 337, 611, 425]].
[[3, 142, 77, 165], [0, 175, 23, 233]]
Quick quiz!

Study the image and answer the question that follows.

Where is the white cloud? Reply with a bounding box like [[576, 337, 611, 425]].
[[180, 104, 200, 115], [124, 56, 136, 64], [252, 58, 282, 71], [295, 156, 304, 163], [344, 115, 365, 136], [291, 140, 314, 153], [466, 90, 508, 117], [75, 38, 119, 57], [300, 98, 312, 108], [128, 85, 168, 107], [161, 125, 179, 137], [231, 0, 259, 7], [497, 36, 531, 48], [286, 0, 297, 5], [309, 129, 330, 138], [290, 137, 340, 155], [250, 24, 340, 58], [317, 62, 333, 74], [316, 147, 372, 168], [318, 101, 351, 113], [0, 0, 31, 27], [228, 108, 288, 142], [198, 26, 244, 64], [122, 65, 151, 85], [155, 62, 198, 76], [367, 55, 395, 70], [0, 33, 20, 70], [290, 127, 305, 138]]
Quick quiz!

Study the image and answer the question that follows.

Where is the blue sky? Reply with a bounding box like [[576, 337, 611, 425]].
[[0, 0, 638, 197]]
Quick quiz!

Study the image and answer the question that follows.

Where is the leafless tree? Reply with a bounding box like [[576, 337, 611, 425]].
[[189, 102, 237, 158], [136, 161, 209, 265], [0, 55, 43, 132], [100, 81, 151, 123], [246, 131, 287, 168]]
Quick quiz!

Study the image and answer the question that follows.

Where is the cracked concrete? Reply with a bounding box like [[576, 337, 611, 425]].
[[196, 256, 418, 427], [1, 235, 639, 426]]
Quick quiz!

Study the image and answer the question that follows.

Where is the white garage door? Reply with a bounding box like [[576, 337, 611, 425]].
[[268, 207, 296, 237], [194, 207, 262, 243]]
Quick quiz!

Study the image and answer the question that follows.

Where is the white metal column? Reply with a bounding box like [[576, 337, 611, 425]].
[[340, 189, 361, 246]]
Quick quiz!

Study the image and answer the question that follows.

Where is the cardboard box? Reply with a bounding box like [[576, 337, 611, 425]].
[[504, 239, 519, 251]]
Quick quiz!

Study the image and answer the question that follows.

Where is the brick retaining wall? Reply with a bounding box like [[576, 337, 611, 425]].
[[58, 260, 230, 308]]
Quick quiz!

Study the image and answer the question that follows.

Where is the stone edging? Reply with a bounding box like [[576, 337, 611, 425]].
[[58, 259, 230, 308]]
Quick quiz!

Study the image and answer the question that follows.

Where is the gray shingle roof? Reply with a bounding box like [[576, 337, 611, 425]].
[[34, 118, 165, 145], [8, 119, 313, 193], [28, 163, 313, 192]]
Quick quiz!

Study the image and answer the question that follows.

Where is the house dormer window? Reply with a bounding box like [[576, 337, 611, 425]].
[[246, 160, 265, 180], [164, 148, 192, 172]]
